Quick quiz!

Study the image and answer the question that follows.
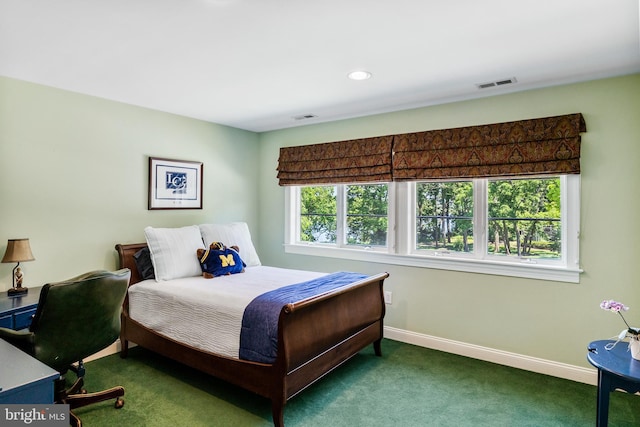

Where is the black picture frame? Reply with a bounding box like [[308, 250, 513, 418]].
[[148, 157, 203, 210]]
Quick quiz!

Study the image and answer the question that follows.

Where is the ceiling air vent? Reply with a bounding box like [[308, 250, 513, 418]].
[[476, 77, 517, 89], [292, 114, 318, 121]]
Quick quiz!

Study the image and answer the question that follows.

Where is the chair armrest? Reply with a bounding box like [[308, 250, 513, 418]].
[[0, 327, 34, 354]]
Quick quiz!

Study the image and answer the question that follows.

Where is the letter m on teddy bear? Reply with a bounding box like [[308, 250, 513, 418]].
[[219, 254, 236, 267]]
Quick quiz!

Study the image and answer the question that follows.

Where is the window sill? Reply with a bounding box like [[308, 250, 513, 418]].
[[284, 244, 582, 283]]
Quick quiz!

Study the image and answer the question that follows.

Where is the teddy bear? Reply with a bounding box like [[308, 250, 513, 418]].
[[197, 241, 246, 278]]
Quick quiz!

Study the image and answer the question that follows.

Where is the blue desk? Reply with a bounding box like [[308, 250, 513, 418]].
[[0, 287, 42, 330], [587, 339, 640, 427], [0, 338, 59, 404]]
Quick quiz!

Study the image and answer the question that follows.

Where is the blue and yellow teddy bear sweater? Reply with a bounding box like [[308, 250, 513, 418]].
[[197, 241, 246, 278]]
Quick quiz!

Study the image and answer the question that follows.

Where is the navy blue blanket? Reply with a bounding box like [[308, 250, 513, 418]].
[[239, 271, 368, 363]]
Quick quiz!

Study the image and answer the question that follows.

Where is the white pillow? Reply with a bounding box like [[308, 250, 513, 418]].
[[199, 222, 261, 267], [144, 225, 205, 281]]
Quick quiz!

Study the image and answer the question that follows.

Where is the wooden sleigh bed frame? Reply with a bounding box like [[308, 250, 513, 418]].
[[115, 243, 389, 426]]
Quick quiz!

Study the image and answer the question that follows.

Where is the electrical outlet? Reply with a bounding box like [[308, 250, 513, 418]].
[[383, 291, 393, 305]]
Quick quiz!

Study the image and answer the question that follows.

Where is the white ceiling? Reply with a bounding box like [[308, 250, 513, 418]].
[[1, 0, 639, 132]]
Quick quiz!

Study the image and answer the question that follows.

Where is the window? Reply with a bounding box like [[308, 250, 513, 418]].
[[346, 184, 388, 247], [285, 175, 581, 282], [415, 181, 473, 253], [297, 184, 389, 248], [486, 178, 562, 260], [413, 178, 563, 260], [279, 114, 585, 282], [299, 186, 337, 244]]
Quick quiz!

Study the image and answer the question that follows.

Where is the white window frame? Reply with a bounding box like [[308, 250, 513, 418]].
[[284, 175, 581, 283], [286, 184, 393, 252]]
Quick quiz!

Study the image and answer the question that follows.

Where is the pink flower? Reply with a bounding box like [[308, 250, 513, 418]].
[[600, 299, 629, 313], [600, 299, 637, 335]]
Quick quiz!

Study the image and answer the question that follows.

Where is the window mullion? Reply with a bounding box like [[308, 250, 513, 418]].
[[284, 186, 298, 244], [474, 179, 488, 259], [394, 181, 412, 255], [386, 182, 396, 253], [336, 185, 346, 247], [564, 174, 580, 269]]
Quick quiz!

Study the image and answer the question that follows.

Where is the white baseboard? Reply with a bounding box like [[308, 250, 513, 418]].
[[84, 339, 132, 363], [384, 326, 597, 386]]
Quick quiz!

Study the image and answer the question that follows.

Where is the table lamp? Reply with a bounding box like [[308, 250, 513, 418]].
[[2, 238, 35, 296]]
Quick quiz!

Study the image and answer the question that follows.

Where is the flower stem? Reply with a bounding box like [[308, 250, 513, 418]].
[[618, 311, 638, 335]]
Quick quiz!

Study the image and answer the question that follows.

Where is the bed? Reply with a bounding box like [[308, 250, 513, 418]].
[[114, 224, 388, 426]]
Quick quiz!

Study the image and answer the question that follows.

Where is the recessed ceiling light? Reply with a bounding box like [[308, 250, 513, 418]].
[[292, 114, 317, 121], [348, 70, 372, 81]]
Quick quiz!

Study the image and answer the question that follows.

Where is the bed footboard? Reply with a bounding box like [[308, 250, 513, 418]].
[[269, 272, 388, 425], [280, 272, 387, 371]]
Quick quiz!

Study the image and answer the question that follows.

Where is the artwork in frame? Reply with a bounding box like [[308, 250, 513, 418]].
[[148, 157, 203, 210]]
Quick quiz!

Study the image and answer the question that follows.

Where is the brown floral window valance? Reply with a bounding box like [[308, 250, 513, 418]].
[[392, 113, 585, 180], [277, 136, 393, 185], [277, 113, 585, 185]]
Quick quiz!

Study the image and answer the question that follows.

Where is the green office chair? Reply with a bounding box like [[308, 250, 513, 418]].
[[0, 269, 131, 427]]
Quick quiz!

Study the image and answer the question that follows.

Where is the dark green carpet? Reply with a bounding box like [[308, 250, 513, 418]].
[[74, 339, 640, 426]]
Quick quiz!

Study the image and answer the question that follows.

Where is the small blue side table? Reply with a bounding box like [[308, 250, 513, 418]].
[[587, 339, 640, 427]]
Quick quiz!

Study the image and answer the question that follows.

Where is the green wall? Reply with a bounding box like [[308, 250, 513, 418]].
[[257, 74, 640, 367], [0, 76, 260, 286]]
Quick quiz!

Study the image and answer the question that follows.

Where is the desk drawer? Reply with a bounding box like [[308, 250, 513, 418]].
[[14, 308, 36, 330], [0, 314, 11, 329]]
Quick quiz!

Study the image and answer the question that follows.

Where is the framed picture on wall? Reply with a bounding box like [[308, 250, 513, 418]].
[[148, 157, 203, 210]]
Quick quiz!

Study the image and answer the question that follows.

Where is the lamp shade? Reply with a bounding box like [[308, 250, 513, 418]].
[[2, 239, 35, 263]]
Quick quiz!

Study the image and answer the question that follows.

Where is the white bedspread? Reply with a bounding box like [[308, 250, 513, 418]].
[[128, 266, 325, 359]]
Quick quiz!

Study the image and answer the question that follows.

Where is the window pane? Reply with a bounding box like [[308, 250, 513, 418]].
[[346, 184, 388, 246], [487, 178, 561, 259], [300, 186, 337, 243], [416, 181, 473, 252]]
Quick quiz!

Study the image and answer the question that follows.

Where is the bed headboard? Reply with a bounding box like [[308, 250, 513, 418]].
[[115, 243, 148, 286]]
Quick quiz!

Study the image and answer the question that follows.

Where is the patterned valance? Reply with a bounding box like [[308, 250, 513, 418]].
[[392, 113, 585, 180], [277, 136, 393, 185], [277, 113, 585, 185]]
